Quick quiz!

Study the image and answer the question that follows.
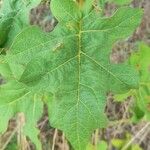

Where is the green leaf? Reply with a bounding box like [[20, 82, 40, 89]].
[[0, 81, 43, 149], [130, 44, 150, 82], [131, 104, 144, 123], [114, 90, 133, 102], [99, 0, 106, 7], [0, 55, 13, 79], [108, 0, 132, 5], [129, 44, 150, 121], [97, 141, 108, 150], [5, 138, 18, 150], [0, 2, 142, 150], [16, 93, 43, 149], [112, 134, 142, 150], [131, 144, 143, 150], [111, 139, 125, 149], [80, 0, 105, 15], [0, 0, 41, 47], [51, 0, 81, 22], [0, 12, 16, 46], [114, 44, 150, 121], [86, 141, 107, 150], [82, 0, 94, 15], [86, 143, 95, 150]]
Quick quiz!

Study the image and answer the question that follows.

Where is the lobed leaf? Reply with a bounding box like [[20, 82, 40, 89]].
[[0, 1, 143, 149]]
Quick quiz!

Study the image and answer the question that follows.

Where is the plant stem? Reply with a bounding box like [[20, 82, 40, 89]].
[[122, 122, 150, 150], [17, 113, 26, 150], [52, 129, 58, 150], [77, 0, 83, 7]]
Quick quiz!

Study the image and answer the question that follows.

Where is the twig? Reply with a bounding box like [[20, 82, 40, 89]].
[[94, 129, 99, 146], [138, 127, 149, 145], [17, 113, 26, 150], [38, 117, 49, 130], [113, 101, 131, 138], [62, 132, 65, 150], [122, 122, 150, 150], [1, 127, 18, 150], [52, 129, 58, 150]]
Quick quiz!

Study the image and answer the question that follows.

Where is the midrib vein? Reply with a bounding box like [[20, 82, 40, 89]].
[[77, 22, 81, 105], [76, 20, 82, 149]]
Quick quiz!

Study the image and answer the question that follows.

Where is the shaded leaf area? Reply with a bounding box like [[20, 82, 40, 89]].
[[0, 0, 41, 47], [0, 81, 43, 149], [0, 0, 142, 149]]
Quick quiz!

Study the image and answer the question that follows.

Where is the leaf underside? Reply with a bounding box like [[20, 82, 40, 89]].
[[0, 0, 142, 149]]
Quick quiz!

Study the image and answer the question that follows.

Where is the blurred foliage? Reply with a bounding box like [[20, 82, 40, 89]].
[[112, 133, 142, 150], [86, 141, 108, 150], [0, 0, 41, 48], [115, 43, 150, 122], [108, 0, 132, 5]]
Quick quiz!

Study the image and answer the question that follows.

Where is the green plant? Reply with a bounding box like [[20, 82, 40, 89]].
[[111, 133, 142, 150], [0, 0, 41, 47], [86, 140, 107, 150], [115, 44, 150, 122], [108, 0, 132, 5], [0, 0, 143, 149], [130, 44, 150, 122]]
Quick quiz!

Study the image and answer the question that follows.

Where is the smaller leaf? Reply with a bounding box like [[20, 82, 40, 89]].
[[114, 90, 133, 102], [0, 0, 41, 47], [108, 0, 132, 5], [0, 56, 12, 79], [0, 80, 43, 149], [131, 144, 142, 150], [0, 12, 16, 46], [86, 143, 95, 150], [114, 43, 150, 121], [97, 141, 108, 150], [131, 104, 144, 123], [130, 43, 150, 82], [111, 139, 125, 149]]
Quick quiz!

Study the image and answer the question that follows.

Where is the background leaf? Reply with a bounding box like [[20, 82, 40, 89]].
[[0, 81, 43, 149], [0, 0, 41, 47], [114, 44, 150, 122], [108, 0, 132, 5], [130, 44, 150, 121]]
